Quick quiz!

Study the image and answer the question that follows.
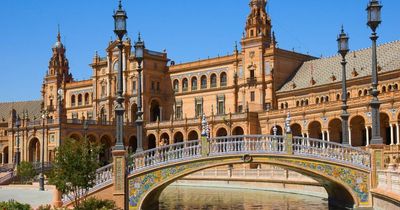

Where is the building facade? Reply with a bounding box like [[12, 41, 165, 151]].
[[1, 0, 400, 166]]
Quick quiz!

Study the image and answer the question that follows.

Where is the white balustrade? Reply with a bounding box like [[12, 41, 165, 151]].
[[128, 135, 371, 174]]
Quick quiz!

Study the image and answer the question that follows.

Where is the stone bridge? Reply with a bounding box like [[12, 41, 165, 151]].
[[61, 134, 373, 209]]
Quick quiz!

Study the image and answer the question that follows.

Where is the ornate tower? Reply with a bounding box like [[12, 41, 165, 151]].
[[42, 31, 72, 118], [243, 0, 272, 47], [238, 0, 273, 112]]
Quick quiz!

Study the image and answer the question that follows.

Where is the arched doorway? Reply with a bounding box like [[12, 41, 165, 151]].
[[147, 134, 156, 150], [350, 116, 366, 146], [29, 138, 40, 162], [100, 107, 107, 124], [174, 132, 184, 144], [232, 127, 244, 136], [216, 128, 228, 137], [270, 125, 283, 135], [160, 133, 170, 145], [3, 146, 8, 164], [308, 121, 322, 139], [290, 123, 302, 137], [329, 119, 342, 144], [150, 100, 161, 122], [188, 131, 199, 141], [99, 136, 112, 166], [86, 134, 97, 143], [131, 103, 138, 123], [129, 136, 137, 153], [380, 113, 390, 145], [70, 134, 81, 141]]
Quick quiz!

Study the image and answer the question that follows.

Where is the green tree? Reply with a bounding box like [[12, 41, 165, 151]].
[[17, 161, 36, 184], [49, 138, 101, 208], [0, 200, 31, 210]]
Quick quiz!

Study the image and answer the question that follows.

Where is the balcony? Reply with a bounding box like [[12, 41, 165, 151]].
[[247, 77, 257, 85]]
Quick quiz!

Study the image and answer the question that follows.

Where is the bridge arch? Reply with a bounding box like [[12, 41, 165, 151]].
[[131, 154, 368, 210], [86, 133, 98, 143], [69, 133, 82, 141]]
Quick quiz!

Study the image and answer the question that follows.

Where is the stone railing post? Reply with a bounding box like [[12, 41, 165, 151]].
[[284, 112, 293, 154], [369, 145, 385, 188], [112, 149, 127, 209]]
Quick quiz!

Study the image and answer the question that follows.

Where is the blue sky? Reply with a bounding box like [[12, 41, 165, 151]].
[[0, 0, 399, 102]]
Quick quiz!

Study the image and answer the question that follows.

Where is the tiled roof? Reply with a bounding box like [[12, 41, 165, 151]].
[[0, 100, 42, 122], [278, 40, 400, 92]]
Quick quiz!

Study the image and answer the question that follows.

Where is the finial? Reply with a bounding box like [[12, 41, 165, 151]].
[[57, 24, 61, 42], [341, 24, 344, 34], [234, 41, 238, 52], [138, 32, 142, 42], [118, 0, 122, 9]]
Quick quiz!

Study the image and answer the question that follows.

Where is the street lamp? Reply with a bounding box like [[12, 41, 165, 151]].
[[15, 116, 21, 166], [367, 0, 383, 145], [337, 26, 350, 145], [57, 88, 63, 146], [113, 0, 128, 151], [134, 33, 145, 153], [40, 109, 48, 191]]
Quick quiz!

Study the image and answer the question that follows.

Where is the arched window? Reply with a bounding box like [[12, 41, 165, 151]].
[[382, 86, 386, 93], [316, 98, 319, 104], [336, 94, 340, 101], [210, 74, 217, 88], [182, 78, 188, 92], [191, 77, 198, 91], [394, 84, 399, 91], [347, 92, 351, 98], [325, 96, 329, 102], [296, 101, 300, 107], [71, 95, 76, 107], [388, 85, 393, 91], [84, 93, 90, 105], [78, 94, 82, 106], [285, 102, 288, 109], [358, 90, 363, 97], [280, 103, 284, 109], [173, 79, 179, 92], [364, 89, 368, 96], [321, 97, 325, 103], [305, 99, 309, 106], [201, 75, 207, 89], [220, 72, 227, 87]]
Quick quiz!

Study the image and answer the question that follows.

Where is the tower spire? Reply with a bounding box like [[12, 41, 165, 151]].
[[57, 24, 61, 42]]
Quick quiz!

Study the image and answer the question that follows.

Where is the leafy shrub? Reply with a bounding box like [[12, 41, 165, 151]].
[[0, 199, 31, 210], [75, 197, 119, 210], [17, 161, 36, 184], [37, 204, 52, 210]]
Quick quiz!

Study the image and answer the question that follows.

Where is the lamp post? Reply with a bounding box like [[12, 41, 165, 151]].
[[134, 33, 145, 152], [337, 26, 350, 145], [57, 88, 63, 146], [367, 0, 383, 145], [83, 120, 88, 141], [40, 109, 48, 191], [15, 116, 21, 166], [113, 0, 128, 151]]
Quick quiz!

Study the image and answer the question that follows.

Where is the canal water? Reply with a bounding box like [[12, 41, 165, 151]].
[[159, 185, 329, 210]]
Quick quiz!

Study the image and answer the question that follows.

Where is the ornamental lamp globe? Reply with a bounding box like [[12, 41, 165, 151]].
[[134, 35, 145, 64], [113, 1, 128, 40], [337, 28, 349, 57], [367, 0, 382, 32]]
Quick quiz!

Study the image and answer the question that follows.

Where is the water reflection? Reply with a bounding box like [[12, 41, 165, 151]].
[[159, 185, 329, 210]]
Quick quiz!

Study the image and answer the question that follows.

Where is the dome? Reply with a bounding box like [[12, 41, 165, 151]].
[[53, 32, 64, 49]]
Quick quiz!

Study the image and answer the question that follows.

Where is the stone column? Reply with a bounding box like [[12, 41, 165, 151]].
[[0, 152, 3, 165], [390, 124, 394, 145], [348, 128, 352, 146], [327, 131, 330, 142], [322, 131, 325, 141], [366, 126, 370, 146], [397, 123, 400, 145], [112, 149, 127, 209]]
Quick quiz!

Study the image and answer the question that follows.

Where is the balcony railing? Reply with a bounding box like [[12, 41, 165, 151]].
[[247, 77, 257, 85]]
